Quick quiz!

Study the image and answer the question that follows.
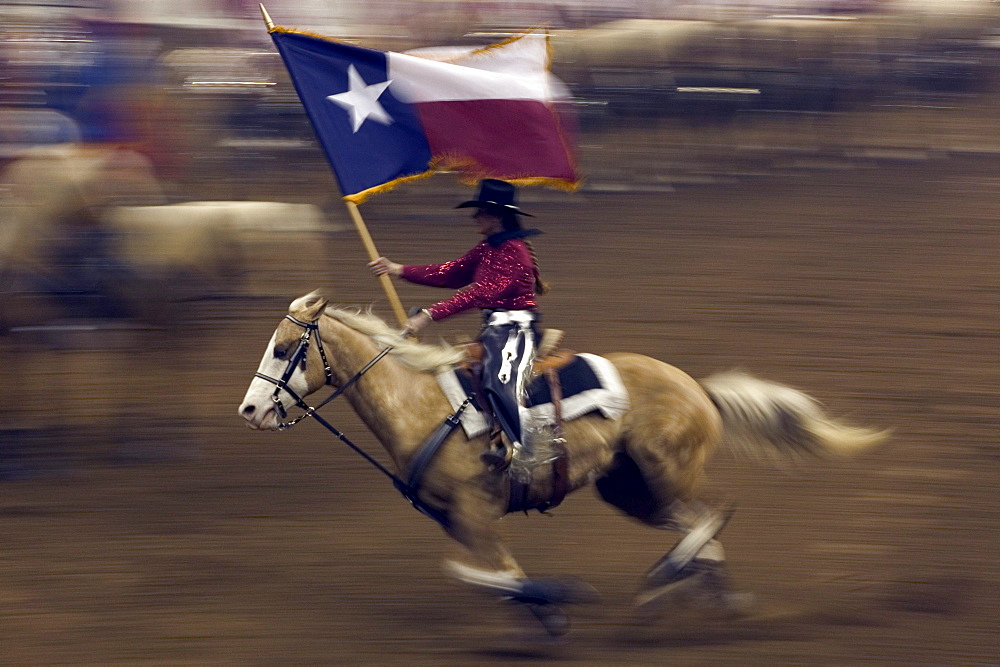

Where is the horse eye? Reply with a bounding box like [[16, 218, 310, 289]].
[[273, 347, 287, 359]]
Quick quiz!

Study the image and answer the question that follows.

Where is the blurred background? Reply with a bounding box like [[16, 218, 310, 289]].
[[1, 0, 997, 662]]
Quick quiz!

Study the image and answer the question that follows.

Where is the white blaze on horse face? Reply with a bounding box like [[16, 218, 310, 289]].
[[238, 329, 310, 431]]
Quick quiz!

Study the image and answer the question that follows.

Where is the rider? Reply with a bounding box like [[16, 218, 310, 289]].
[[368, 179, 546, 470]]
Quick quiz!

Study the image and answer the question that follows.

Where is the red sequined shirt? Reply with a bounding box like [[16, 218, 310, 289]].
[[401, 238, 538, 321]]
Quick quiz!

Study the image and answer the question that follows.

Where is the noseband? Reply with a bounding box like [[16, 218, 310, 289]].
[[254, 314, 334, 428]]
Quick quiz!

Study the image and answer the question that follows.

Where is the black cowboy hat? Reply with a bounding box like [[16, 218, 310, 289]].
[[456, 179, 534, 217]]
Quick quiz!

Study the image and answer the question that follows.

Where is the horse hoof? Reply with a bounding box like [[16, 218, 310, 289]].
[[709, 590, 755, 617], [556, 576, 602, 605], [634, 560, 754, 621], [514, 576, 601, 606], [527, 603, 571, 637], [633, 569, 705, 619]]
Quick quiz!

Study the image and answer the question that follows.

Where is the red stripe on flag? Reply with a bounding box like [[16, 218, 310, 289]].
[[416, 99, 575, 181]]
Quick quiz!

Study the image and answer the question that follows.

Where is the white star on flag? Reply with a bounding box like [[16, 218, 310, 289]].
[[326, 65, 394, 133]]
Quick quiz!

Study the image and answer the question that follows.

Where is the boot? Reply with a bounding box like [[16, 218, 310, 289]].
[[481, 428, 512, 472]]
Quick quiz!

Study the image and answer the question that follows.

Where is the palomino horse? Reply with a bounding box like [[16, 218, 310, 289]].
[[239, 292, 888, 634]]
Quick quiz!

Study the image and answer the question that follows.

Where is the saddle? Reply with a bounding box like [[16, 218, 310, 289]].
[[458, 328, 574, 375], [458, 328, 572, 513]]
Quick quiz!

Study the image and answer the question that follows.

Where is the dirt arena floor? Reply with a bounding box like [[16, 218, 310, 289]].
[[1, 127, 998, 663]]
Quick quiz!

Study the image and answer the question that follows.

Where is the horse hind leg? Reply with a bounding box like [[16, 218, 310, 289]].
[[594, 451, 749, 617], [593, 451, 729, 567], [635, 504, 752, 618], [644, 502, 734, 586]]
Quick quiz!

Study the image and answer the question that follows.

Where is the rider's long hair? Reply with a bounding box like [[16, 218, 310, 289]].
[[501, 211, 549, 296]]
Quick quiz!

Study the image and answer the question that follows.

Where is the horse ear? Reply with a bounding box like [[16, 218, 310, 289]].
[[300, 292, 330, 319]]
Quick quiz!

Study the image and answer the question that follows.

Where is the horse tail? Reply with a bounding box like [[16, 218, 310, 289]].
[[699, 371, 890, 460]]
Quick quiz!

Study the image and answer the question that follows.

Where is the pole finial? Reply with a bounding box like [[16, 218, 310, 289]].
[[259, 4, 275, 31]]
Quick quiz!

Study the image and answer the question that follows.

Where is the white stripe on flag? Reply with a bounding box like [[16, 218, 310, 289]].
[[388, 33, 552, 104]]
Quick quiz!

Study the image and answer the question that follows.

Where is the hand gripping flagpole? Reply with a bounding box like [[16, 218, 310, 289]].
[[259, 4, 409, 328], [345, 201, 409, 327]]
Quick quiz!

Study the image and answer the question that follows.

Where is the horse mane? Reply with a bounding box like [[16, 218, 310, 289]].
[[290, 295, 465, 374]]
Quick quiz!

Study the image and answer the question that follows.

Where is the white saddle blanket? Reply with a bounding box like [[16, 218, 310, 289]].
[[436, 352, 630, 439]]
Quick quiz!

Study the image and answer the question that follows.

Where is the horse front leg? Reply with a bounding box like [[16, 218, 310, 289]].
[[443, 476, 598, 636], [444, 473, 522, 576]]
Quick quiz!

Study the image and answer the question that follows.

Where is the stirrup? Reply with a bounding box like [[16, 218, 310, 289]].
[[481, 443, 512, 472], [482, 429, 512, 472]]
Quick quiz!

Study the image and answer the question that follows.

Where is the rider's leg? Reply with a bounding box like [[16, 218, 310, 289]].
[[479, 322, 535, 466]]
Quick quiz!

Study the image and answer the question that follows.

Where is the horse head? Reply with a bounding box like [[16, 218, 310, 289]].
[[239, 292, 332, 431]]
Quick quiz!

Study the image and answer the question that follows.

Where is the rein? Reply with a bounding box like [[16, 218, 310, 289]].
[[252, 314, 457, 528]]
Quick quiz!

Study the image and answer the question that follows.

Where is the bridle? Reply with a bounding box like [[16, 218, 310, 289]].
[[253, 314, 336, 429], [254, 314, 395, 429], [250, 312, 451, 527]]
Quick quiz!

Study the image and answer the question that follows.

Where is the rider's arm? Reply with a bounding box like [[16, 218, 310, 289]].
[[400, 244, 481, 289], [424, 242, 531, 320]]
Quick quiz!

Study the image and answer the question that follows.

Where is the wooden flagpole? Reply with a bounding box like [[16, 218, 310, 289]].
[[345, 201, 410, 327], [259, 4, 409, 328]]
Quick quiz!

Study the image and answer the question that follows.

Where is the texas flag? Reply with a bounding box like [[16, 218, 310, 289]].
[[269, 27, 578, 203]]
